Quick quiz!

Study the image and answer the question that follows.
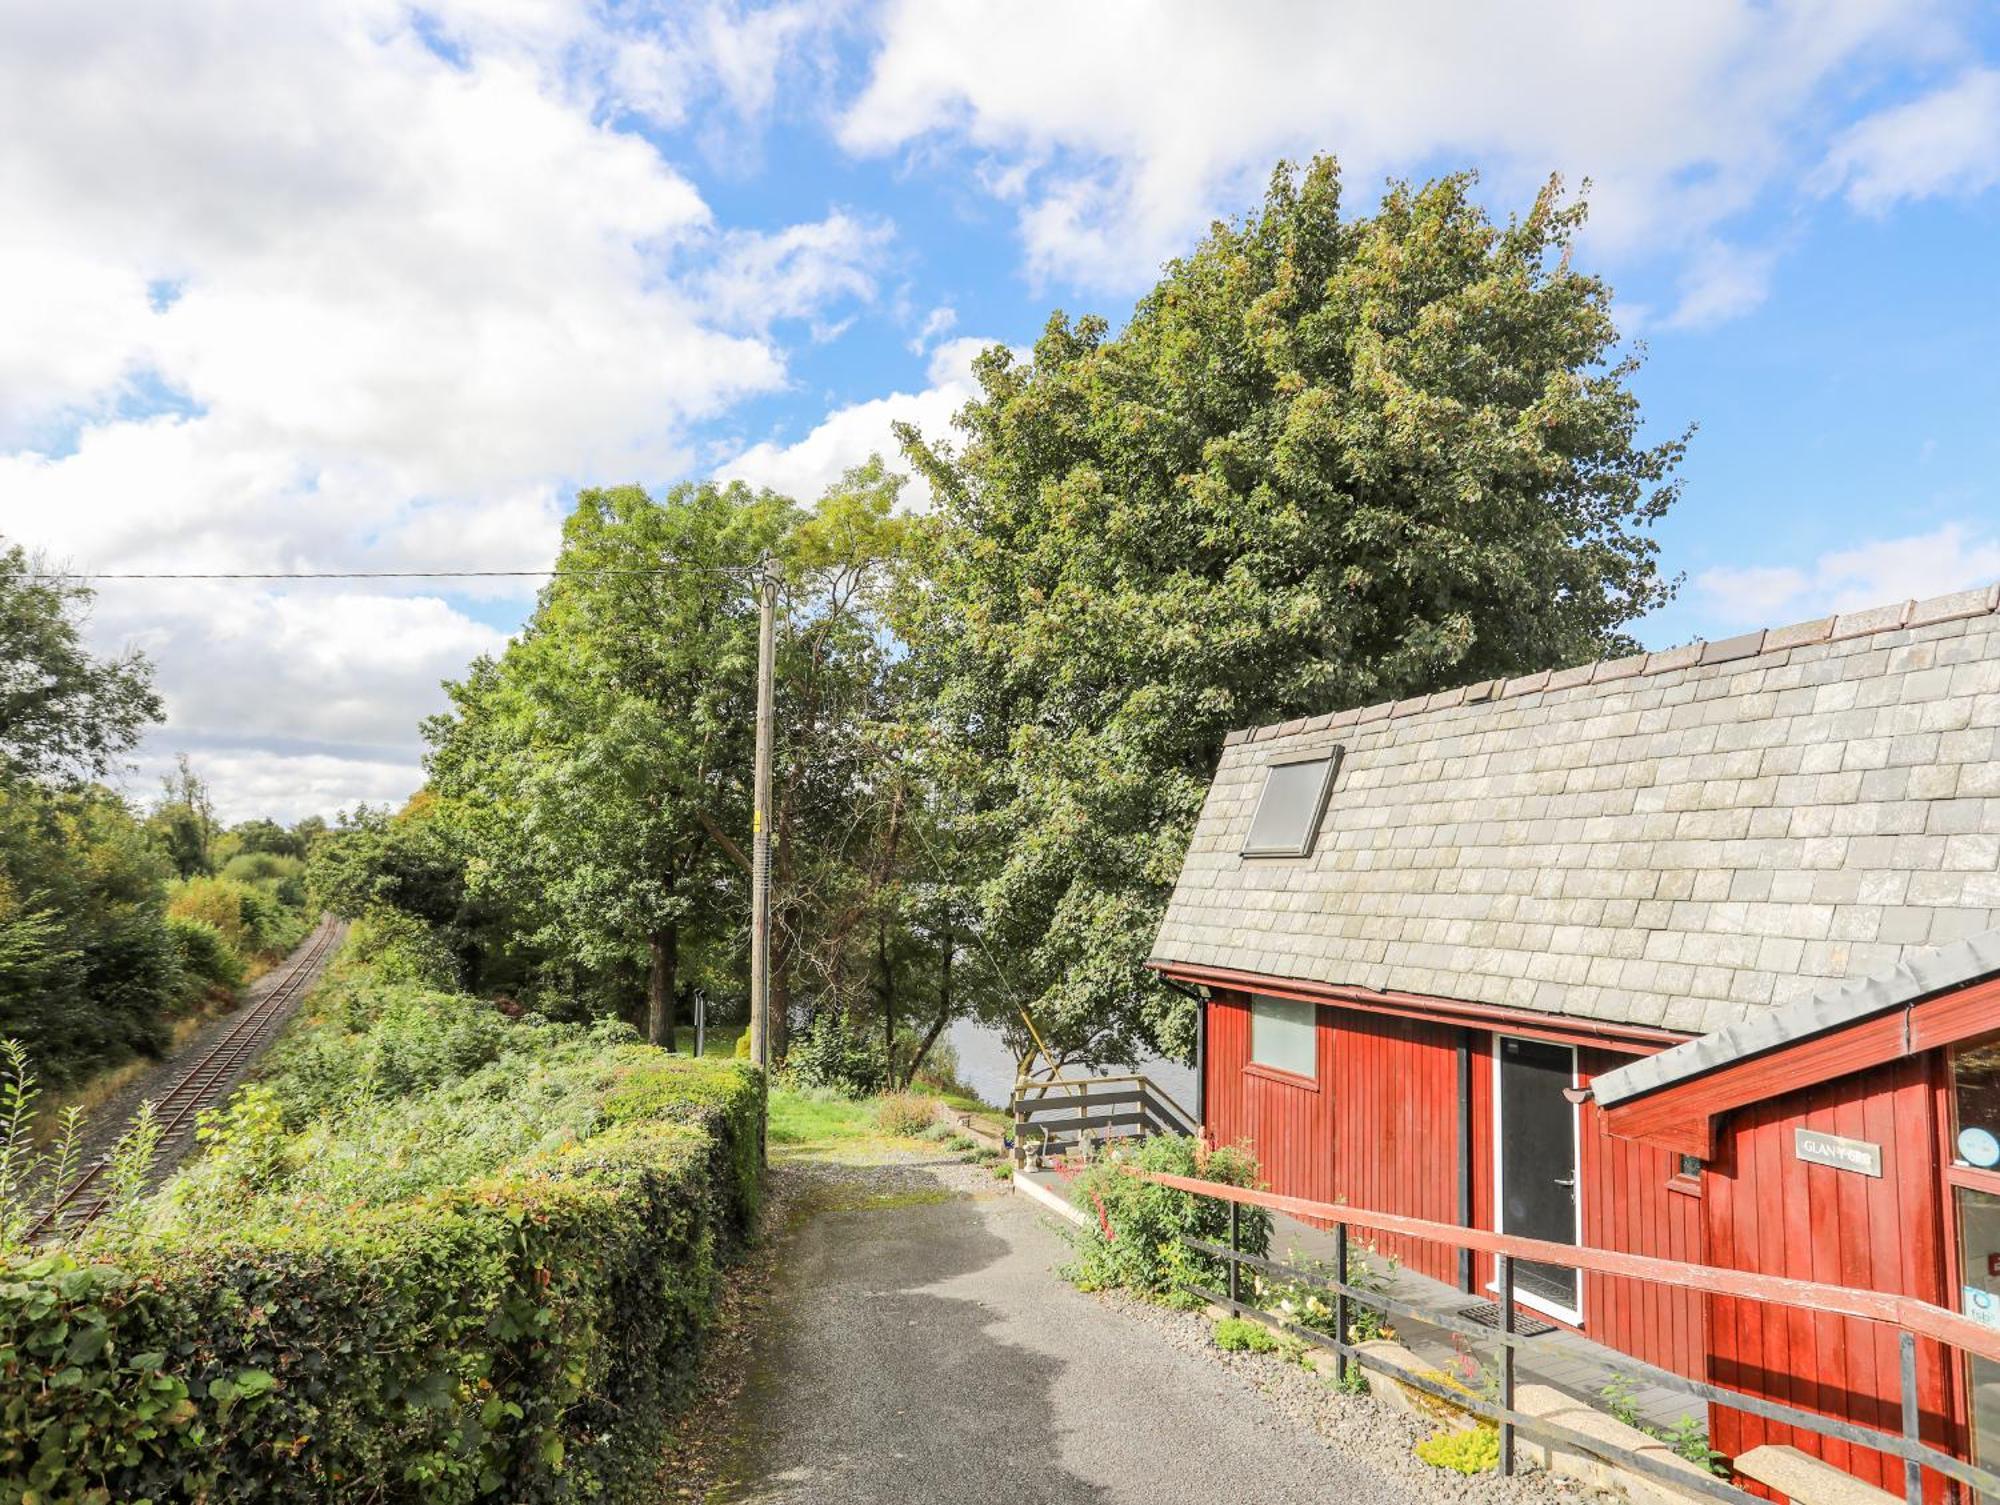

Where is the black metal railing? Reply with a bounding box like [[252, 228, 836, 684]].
[[1160, 1171, 2000, 1505]]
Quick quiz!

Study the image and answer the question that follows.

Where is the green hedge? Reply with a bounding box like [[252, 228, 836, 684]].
[[0, 1053, 763, 1503]]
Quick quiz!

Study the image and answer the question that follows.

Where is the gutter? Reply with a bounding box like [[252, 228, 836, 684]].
[[1145, 958, 1690, 1056]]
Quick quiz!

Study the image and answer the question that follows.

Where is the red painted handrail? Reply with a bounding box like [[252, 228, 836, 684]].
[[1142, 1169, 2000, 1366]]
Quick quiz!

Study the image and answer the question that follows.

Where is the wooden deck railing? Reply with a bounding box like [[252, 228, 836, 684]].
[[1010, 1073, 1196, 1158], [1142, 1168, 2000, 1505]]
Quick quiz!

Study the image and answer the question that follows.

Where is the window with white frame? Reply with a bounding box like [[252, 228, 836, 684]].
[[1250, 995, 1317, 1078]]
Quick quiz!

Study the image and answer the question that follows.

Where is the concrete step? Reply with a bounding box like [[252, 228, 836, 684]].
[[1734, 1445, 1902, 1505]]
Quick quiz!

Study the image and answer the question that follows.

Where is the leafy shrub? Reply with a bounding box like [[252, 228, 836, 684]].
[[168, 913, 244, 993], [1062, 1134, 1269, 1298], [82, 909, 187, 1047], [166, 874, 307, 961], [0, 782, 189, 1087], [0, 974, 764, 1503], [0, 1040, 84, 1254], [221, 850, 309, 907], [1248, 1243, 1397, 1345], [1213, 1316, 1280, 1353], [783, 1010, 884, 1096], [1415, 1425, 1499, 1474], [1662, 1416, 1728, 1475], [348, 906, 461, 988], [874, 1092, 935, 1136]]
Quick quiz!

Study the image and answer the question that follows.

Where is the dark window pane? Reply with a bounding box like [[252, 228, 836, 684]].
[[1242, 754, 1336, 856]]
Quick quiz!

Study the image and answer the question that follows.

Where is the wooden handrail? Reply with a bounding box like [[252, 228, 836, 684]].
[[1143, 1169, 2000, 1366], [1013, 1074, 1150, 1089]]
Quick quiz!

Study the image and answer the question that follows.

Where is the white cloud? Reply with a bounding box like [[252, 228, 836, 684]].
[[841, 0, 1940, 294], [721, 336, 998, 507], [908, 304, 958, 355], [0, 0, 878, 819], [123, 748, 441, 827], [1818, 68, 2000, 213], [1666, 239, 1785, 330], [1691, 523, 2000, 629], [696, 211, 894, 334]]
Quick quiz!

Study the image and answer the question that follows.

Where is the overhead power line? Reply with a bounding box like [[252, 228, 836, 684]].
[[27, 565, 756, 581]]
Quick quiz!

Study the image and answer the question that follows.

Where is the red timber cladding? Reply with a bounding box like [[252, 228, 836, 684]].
[[1204, 993, 1704, 1379], [1203, 995, 1704, 1377], [1329, 1009, 1462, 1284], [1703, 1054, 1953, 1499], [1203, 990, 1339, 1210], [1577, 1049, 1707, 1383]]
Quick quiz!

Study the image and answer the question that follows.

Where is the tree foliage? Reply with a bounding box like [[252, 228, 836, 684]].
[[895, 160, 1684, 1065], [150, 752, 219, 878], [424, 479, 783, 1041], [0, 545, 160, 784], [0, 783, 181, 1082], [410, 465, 1003, 1082]]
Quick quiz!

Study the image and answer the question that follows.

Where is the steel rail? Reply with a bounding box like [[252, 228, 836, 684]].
[[24, 917, 341, 1242]]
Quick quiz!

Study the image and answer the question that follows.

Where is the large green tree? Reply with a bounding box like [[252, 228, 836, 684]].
[[425, 480, 782, 1044], [0, 546, 160, 784], [420, 465, 996, 1070], [895, 160, 1685, 1068], [0, 546, 185, 1083]]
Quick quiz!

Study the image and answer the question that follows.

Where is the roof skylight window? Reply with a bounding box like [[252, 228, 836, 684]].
[[1240, 749, 1341, 858]]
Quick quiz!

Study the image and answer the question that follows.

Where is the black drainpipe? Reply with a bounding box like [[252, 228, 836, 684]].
[[1457, 1028, 1474, 1293], [1196, 993, 1207, 1128]]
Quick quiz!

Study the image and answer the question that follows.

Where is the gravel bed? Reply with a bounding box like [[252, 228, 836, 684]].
[[52, 920, 344, 1191], [1095, 1287, 1609, 1505]]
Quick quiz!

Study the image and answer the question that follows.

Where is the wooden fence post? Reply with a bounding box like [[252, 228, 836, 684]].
[[1334, 1221, 1351, 1385], [1901, 1331, 1922, 1505], [1499, 1254, 1516, 1477], [1228, 1201, 1241, 1304]]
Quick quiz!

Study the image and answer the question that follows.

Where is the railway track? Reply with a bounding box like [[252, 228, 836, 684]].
[[25, 915, 344, 1244]]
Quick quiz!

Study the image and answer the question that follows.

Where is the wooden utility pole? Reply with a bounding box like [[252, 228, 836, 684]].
[[748, 552, 778, 1070]]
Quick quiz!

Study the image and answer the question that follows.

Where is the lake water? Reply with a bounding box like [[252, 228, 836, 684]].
[[944, 1015, 1199, 1116]]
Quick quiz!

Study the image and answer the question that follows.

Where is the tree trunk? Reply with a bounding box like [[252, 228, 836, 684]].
[[903, 936, 953, 1089], [770, 944, 790, 1062], [878, 919, 895, 1086], [647, 924, 678, 1050]]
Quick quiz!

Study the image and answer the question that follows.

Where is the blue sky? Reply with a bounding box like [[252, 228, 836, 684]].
[[2, 1, 1998, 818]]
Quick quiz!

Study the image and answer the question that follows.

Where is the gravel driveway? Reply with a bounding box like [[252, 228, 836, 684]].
[[717, 1152, 1585, 1505]]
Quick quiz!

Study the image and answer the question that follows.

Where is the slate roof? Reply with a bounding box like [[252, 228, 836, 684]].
[[1592, 925, 2000, 1107], [1149, 585, 2000, 1038]]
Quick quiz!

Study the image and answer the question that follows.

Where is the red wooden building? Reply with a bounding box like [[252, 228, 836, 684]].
[[1148, 586, 2000, 1496]]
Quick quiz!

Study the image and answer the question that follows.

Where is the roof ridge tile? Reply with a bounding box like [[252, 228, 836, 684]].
[[1227, 581, 2000, 745]]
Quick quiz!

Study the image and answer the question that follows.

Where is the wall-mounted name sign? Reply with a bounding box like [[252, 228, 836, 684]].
[[1795, 1128, 1882, 1178]]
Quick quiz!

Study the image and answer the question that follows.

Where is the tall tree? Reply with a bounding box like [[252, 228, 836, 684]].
[[427, 481, 783, 1044], [422, 465, 987, 1068], [152, 754, 218, 879], [895, 160, 1685, 1068], [0, 545, 160, 785]]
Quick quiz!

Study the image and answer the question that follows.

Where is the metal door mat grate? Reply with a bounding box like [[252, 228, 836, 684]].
[[1457, 1302, 1557, 1337]]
